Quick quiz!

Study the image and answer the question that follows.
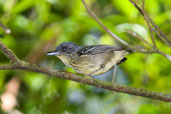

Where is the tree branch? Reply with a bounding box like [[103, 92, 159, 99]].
[[0, 41, 19, 63], [81, 0, 171, 61], [81, 0, 149, 53], [0, 1, 170, 103], [0, 40, 171, 102], [125, 29, 153, 47], [81, 0, 129, 46], [128, 0, 171, 49], [0, 61, 171, 102]]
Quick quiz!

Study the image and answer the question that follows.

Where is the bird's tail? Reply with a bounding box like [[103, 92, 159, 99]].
[[117, 57, 127, 65]]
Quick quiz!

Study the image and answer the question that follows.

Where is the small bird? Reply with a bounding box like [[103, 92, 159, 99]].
[[46, 42, 129, 81]]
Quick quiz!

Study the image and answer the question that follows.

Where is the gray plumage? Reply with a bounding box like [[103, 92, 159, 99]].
[[46, 42, 128, 76]]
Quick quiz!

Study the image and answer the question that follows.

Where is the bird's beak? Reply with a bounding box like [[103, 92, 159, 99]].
[[46, 51, 60, 56]]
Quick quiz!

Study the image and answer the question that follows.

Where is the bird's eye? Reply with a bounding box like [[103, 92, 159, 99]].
[[62, 46, 67, 51]]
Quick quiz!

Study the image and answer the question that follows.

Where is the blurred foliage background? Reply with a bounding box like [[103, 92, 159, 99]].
[[0, 0, 171, 114]]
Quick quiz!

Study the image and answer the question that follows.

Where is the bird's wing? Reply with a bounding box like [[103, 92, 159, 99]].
[[77, 45, 124, 56]]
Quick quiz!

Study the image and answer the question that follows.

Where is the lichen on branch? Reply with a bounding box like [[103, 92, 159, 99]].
[[0, 40, 171, 102]]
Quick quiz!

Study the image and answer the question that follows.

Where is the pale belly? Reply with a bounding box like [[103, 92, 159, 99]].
[[57, 51, 127, 76]]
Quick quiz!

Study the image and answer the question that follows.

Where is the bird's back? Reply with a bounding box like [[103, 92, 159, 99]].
[[69, 45, 128, 76]]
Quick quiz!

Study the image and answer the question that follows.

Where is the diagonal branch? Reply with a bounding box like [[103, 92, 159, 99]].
[[81, 0, 129, 46], [128, 0, 171, 49], [0, 62, 171, 102], [81, 0, 171, 61], [142, 0, 157, 48], [125, 29, 153, 47], [0, 40, 171, 102], [0, 40, 19, 63]]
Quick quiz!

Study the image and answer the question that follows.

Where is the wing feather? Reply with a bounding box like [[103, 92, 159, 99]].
[[77, 45, 124, 56]]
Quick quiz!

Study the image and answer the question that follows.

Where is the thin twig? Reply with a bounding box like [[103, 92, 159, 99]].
[[125, 29, 171, 60], [0, 36, 171, 102], [151, 21, 171, 49], [141, 0, 156, 48], [128, 0, 171, 49], [81, 0, 149, 54], [81, 0, 171, 61], [0, 2, 170, 102], [157, 50, 171, 61], [129, 0, 144, 16], [81, 0, 129, 46], [125, 29, 153, 47], [145, 20, 157, 48], [128, 0, 157, 47], [141, 0, 145, 10], [148, 18, 171, 45]]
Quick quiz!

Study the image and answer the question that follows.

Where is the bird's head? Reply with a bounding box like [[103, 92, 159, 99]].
[[46, 42, 80, 56]]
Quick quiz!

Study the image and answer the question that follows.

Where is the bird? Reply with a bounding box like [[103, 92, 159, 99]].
[[46, 42, 129, 82]]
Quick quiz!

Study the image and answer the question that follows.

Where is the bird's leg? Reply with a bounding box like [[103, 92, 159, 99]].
[[112, 65, 117, 83]]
